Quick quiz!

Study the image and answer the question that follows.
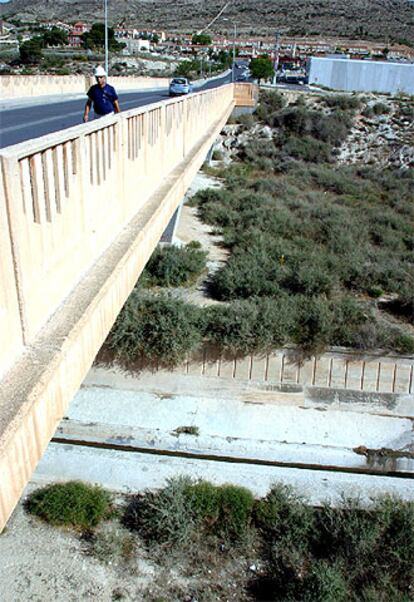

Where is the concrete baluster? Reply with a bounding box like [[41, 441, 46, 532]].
[[0, 160, 24, 373]]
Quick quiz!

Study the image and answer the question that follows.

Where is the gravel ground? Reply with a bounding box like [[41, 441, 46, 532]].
[[0, 486, 176, 602]]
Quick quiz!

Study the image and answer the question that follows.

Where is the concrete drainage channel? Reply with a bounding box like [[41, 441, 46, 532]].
[[50, 432, 414, 478], [31, 367, 414, 506]]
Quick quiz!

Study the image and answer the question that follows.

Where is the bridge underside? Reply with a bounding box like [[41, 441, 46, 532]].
[[0, 85, 258, 530]]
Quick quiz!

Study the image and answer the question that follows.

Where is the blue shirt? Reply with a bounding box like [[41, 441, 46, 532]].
[[87, 83, 118, 116]]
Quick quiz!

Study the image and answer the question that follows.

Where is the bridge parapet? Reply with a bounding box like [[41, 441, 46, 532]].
[[0, 84, 234, 368], [234, 82, 259, 108], [0, 82, 241, 530]]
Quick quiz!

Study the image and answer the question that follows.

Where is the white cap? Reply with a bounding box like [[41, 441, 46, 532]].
[[94, 66, 107, 77]]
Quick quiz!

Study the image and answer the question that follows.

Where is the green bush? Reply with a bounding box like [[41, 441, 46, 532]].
[[217, 484, 254, 539], [123, 477, 254, 545], [211, 149, 224, 160], [271, 106, 353, 147], [312, 496, 414, 598], [24, 481, 111, 529], [281, 250, 336, 296], [186, 480, 254, 539], [236, 112, 255, 128], [108, 291, 203, 366], [19, 37, 43, 64], [251, 490, 414, 601], [362, 105, 374, 118], [372, 102, 390, 115], [123, 476, 197, 545], [330, 297, 372, 348], [143, 242, 207, 287], [205, 297, 292, 355], [185, 480, 221, 524], [209, 246, 285, 300], [255, 483, 314, 545], [253, 484, 315, 599], [323, 94, 361, 111], [280, 135, 332, 163], [256, 90, 286, 124], [42, 55, 65, 68], [303, 561, 349, 602], [290, 296, 334, 354], [393, 333, 414, 355]]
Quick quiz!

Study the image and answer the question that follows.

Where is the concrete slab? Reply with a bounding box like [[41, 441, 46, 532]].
[[68, 386, 412, 453]]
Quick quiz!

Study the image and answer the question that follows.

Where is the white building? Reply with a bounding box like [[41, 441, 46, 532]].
[[309, 57, 414, 95]]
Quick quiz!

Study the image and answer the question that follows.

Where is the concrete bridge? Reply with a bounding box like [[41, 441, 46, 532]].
[[0, 82, 257, 530]]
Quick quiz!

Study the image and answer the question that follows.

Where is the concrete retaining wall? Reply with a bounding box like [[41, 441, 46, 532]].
[[0, 71, 232, 101], [0, 74, 170, 100], [156, 348, 414, 396], [309, 57, 414, 95]]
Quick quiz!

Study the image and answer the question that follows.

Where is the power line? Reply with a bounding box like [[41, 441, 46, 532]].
[[197, 1, 232, 34]]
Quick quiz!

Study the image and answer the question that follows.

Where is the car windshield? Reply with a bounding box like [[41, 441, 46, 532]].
[[172, 79, 187, 84]]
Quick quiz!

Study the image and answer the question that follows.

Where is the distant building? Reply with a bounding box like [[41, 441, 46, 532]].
[[0, 20, 16, 35], [123, 38, 151, 54], [114, 27, 139, 39], [68, 21, 89, 48]]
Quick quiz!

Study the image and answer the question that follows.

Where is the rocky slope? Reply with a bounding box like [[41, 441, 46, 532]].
[[217, 91, 414, 170], [1, 0, 414, 45], [338, 95, 414, 168]]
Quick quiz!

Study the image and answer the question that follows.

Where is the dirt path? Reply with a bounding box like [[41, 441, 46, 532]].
[[171, 169, 229, 306]]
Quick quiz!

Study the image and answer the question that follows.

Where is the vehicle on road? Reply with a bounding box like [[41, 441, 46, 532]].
[[169, 78, 193, 96], [236, 71, 250, 81]]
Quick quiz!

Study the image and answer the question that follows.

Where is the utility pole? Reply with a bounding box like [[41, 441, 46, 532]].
[[104, 0, 109, 75], [272, 31, 281, 85]]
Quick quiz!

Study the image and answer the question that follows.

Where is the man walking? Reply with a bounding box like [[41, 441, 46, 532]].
[[83, 66, 120, 122]]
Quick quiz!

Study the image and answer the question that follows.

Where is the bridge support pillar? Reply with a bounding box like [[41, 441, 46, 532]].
[[205, 144, 215, 167], [160, 199, 184, 244]]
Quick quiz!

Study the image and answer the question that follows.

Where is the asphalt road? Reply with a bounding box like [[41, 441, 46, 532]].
[[0, 72, 232, 149]]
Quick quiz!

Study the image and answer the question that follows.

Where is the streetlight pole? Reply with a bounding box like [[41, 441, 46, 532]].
[[272, 31, 280, 86], [232, 22, 236, 83], [104, 0, 109, 75], [223, 18, 236, 83]]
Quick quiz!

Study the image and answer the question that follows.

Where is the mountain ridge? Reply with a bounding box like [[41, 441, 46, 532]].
[[1, 0, 413, 46]]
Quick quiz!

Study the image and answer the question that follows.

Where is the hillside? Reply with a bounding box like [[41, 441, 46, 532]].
[[1, 0, 414, 46]]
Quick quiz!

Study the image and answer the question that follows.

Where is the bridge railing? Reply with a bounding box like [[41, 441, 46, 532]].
[[0, 83, 235, 377]]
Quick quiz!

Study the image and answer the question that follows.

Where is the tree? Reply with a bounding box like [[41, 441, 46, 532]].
[[19, 37, 44, 64], [210, 49, 232, 67], [42, 26, 68, 47], [250, 55, 274, 83], [82, 23, 124, 51], [192, 33, 212, 45], [175, 59, 196, 77]]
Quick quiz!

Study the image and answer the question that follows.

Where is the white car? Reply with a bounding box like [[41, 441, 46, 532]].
[[169, 78, 193, 96]]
